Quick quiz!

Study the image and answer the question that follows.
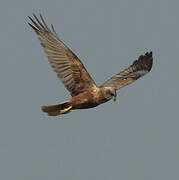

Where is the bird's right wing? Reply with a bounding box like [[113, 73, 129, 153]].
[[100, 52, 153, 90], [28, 14, 96, 96]]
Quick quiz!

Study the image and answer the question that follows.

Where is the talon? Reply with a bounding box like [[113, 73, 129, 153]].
[[60, 106, 72, 114]]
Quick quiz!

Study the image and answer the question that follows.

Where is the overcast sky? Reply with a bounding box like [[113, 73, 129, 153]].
[[0, 0, 179, 179]]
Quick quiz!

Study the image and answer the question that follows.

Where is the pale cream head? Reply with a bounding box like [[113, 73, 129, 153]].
[[103, 87, 117, 101]]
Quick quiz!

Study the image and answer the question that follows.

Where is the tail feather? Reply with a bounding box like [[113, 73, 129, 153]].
[[41, 101, 72, 116]]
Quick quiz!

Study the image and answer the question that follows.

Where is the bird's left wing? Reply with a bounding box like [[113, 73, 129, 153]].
[[100, 52, 153, 90], [28, 14, 96, 96]]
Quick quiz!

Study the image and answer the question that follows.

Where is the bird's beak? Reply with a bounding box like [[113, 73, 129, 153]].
[[113, 91, 117, 101]]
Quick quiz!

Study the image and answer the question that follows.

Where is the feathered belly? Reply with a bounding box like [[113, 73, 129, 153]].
[[69, 91, 99, 109]]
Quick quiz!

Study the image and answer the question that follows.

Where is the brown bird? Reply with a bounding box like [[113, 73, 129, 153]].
[[28, 14, 153, 116]]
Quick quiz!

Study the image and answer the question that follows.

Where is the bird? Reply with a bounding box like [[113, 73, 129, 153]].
[[28, 14, 153, 116]]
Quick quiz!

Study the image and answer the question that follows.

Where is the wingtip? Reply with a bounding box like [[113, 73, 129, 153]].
[[145, 51, 152, 57], [143, 51, 153, 72], [132, 51, 153, 72]]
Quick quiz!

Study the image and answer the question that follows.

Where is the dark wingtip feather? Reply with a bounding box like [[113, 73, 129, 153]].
[[39, 13, 50, 31], [28, 13, 54, 35], [28, 15, 41, 30], [132, 51, 153, 72], [28, 22, 35, 29]]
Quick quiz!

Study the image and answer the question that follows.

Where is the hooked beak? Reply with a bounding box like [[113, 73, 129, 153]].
[[113, 91, 117, 101]]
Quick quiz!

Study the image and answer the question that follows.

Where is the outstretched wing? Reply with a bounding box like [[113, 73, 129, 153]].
[[100, 52, 153, 89], [28, 14, 96, 96]]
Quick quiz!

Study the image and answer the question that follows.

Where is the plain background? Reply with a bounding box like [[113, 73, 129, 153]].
[[0, 0, 179, 179]]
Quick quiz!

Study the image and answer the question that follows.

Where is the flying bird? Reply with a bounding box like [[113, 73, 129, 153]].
[[28, 14, 153, 116]]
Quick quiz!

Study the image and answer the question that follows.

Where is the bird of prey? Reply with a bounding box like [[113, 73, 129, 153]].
[[28, 14, 153, 116]]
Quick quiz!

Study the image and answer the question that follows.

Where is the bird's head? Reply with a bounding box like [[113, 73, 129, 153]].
[[103, 87, 117, 101]]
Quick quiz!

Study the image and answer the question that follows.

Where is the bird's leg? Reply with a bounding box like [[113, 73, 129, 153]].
[[60, 106, 72, 114]]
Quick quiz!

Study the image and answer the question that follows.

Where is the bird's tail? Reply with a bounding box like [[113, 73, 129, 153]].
[[41, 101, 72, 116]]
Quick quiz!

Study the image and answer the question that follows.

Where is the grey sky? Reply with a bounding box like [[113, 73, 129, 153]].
[[0, 0, 179, 179]]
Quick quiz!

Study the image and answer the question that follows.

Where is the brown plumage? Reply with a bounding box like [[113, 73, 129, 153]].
[[28, 14, 153, 116]]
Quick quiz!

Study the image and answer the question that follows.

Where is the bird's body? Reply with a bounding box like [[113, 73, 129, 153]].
[[41, 86, 112, 116], [28, 14, 153, 116], [69, 87, 113, 109], [69, 88, 101, 109]]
